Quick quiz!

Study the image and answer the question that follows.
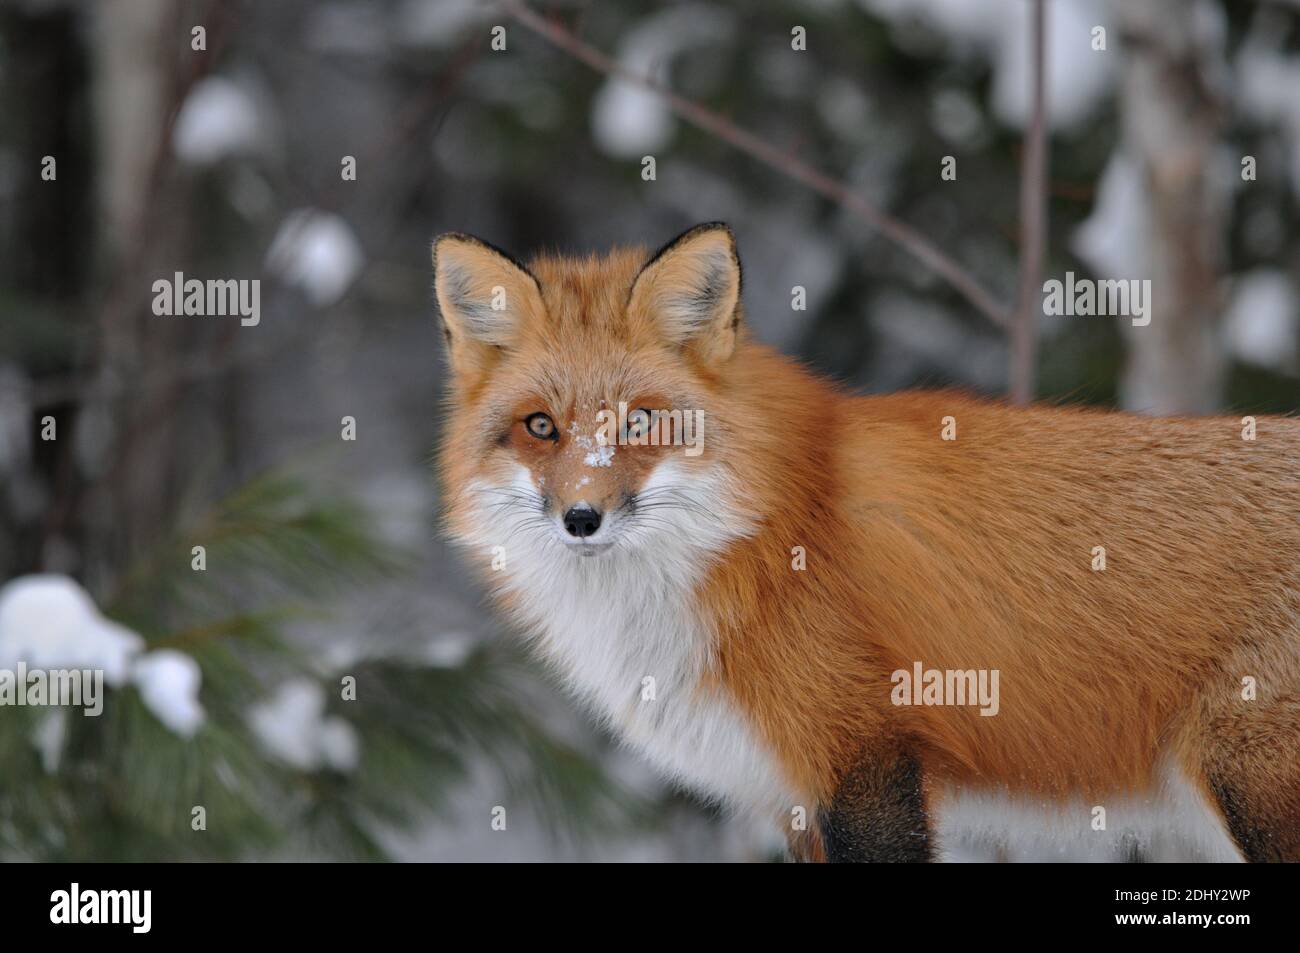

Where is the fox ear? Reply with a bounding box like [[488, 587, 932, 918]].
[[432, 233, 543, 374], [628, 222, 742, 365]]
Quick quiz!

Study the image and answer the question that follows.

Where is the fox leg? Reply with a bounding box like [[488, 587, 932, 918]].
[[817, 748, 933, 862], [1207, 774, 1297, 862], [1201, 709, 1300, 862], [1194, 639, 1300, 862]]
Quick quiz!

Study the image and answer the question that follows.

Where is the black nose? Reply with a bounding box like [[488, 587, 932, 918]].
[[563, 505, 602, 538]]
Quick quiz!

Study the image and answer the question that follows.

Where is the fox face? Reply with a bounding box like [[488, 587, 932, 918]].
[[435, 224, 747, 562], [433, 224, 796, 822]]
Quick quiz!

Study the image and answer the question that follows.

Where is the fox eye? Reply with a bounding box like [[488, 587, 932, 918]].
[[524, 413, 557, 441]]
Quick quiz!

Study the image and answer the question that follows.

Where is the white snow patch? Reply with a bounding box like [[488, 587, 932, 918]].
[[1223, 270, 1298, 372], [132, 650, 206, 738], [173, 76, 266, 165], [32, 710, 66, 774], [1072, 151, 1148, 281], [0, 575, 143, 686], [0, 574, 208, 738], [319, 717, 361, 772], [265, 209, 365, 307], [568, 419, 598, 450], [591, 5, 735, 157], [584, 445, 615, 468], [249, 678, 360, 772]]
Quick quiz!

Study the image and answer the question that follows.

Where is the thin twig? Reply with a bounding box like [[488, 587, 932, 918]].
[[1011, 0, 1048, 404], [501, 0, 1011, 330]]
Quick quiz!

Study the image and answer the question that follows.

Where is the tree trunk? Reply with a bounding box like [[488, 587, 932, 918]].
[[1114, 1, 1229, 414]]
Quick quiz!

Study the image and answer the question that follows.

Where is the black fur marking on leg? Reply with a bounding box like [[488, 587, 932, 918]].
[[818, 753, 932, 862], [1209, 776, 1285, 863]]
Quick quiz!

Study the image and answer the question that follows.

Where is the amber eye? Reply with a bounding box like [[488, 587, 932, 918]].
[[525, 413, 557, 440]]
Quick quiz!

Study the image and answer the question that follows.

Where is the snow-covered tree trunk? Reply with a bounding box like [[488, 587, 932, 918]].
[[1114, 0, 1229, 414]]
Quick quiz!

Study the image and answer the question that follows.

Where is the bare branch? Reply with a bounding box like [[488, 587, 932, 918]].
[[501, 0, 1011, 330], [1011, 0, 1048, 405]]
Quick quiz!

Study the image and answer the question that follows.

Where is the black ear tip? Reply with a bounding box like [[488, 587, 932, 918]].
[[690, 222, 739, 270], [432, 231, 489, 258], [689, 221, 735, 244], [685, 223, 737, 258], [642, 222, 739, 274], [430, 232, 539, 288], [431, 232, 473, 269]]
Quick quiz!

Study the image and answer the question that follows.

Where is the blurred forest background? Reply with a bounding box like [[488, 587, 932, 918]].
[[0, 0, 1297, 862]]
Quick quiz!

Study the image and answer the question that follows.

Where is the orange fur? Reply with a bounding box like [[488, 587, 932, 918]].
[[436, 227, 1300, 859], [700, 372, 1300, 801]]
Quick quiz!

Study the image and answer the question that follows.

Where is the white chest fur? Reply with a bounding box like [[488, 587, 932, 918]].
[[495, 517, 792, 822]]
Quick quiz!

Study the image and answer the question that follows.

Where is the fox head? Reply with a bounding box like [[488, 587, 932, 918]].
[[435, 223, 753, 567]]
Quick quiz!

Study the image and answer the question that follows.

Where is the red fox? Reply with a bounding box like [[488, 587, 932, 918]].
[[434, 222, 1300, 862]]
